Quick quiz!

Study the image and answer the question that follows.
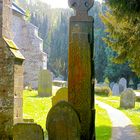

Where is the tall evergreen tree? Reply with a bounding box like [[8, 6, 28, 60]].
[[101, 0, 140, 76]]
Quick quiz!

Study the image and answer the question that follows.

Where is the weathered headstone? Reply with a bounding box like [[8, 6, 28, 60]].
[[68, 0, 94, 139], [0, 0, 24, 138], [52, 87, 68, 106], [110, 82, 115, 89], [120, 88, 135, 109], [46, 101, 81, 140], [119, 77, 127, 92], [137, 83, 140, 90], [38, 70, 52, 97], [112, 83, 120, 96], [129, 79, 134, 89], [119, 84, 124, 93], [13, 123, 44, 140]]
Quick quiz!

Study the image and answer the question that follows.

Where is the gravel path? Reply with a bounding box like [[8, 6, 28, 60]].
[[96, 100, 140, 140]]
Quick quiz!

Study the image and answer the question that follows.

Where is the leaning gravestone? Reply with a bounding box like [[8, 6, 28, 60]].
[[46, 101, 81, 140], [13, 123, 44, 140], [52, 87, 68, 106], [38, 70, 52, 97], [112, 83, 120, 96], [120, 88, 135, 109], [119, 77, 127, 92]]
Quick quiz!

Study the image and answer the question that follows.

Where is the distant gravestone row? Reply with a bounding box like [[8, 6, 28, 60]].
[[111, 77, 127, 96]]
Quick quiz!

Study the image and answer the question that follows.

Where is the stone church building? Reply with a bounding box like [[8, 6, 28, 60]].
[[12, 3, 47, 89]]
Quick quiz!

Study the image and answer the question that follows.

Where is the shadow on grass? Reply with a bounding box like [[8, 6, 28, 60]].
[[111, 125, 140, 140]]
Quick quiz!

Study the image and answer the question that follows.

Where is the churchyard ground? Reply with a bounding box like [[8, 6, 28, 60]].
[[23, 87, 112, 139]]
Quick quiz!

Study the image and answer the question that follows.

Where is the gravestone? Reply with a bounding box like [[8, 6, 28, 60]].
[[120, 88, 135, 109], [46, 101, 81, 140], [52, 87, 68, 106], [137, 83, 140, 90], [119, 84, 124, 93], [0, 0, 24, 138], [38, 70, 52, 97], [110, 82, 115, 89], [129, 79, 134, 89], [112, 83, 120, 96], [13, 123, 44, 140], [119, 77, 127, 92], [68, 0, 95, 139]]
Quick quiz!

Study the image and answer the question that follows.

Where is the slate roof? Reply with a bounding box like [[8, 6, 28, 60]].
[[12, 2, 26, 16]]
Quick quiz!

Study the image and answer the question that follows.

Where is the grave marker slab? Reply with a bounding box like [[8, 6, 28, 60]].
[[119, 77, 127, 92], [46, 101, 81, 140], [13, 123, 44, 140], [110, 82, 115, 89], [112, 83, 120, 96], [52, 87, 68, 106], [38, 70, 52, 97], [120, 88, 135, 109], [137, 83, 140, 90]]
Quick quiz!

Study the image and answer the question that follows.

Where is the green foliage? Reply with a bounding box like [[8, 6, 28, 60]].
[[95, 86, 112, 96], [96, 105, 112, 140], [16, 0, 140, 82], [104, 77, 110, 84], [90, 2, 108, 82], [25, 9, 31, 21], [101, 1, 140, 76]]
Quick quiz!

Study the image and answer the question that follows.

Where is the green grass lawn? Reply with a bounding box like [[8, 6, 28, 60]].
[[96, 105, 112, 140], [96, 95, 140, 131], [23, 90, 52, 132], [23, 89, 112, 139]]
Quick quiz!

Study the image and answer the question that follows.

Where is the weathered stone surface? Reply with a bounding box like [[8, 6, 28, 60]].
[[12, 4, 47, 89], [110, 82, 115, 89], [68, 0, 94, 139], [137, 83, 140, 90], [119, 77, 127, 92], [53, 80, 67, 87], [0, 0, 24, 138], [112, 83, 120, 96], [14, 64, 24, 124], [13, 123, 44, 140], [52, 87, 68, 106], [46, 101, 81, 140], [120, 88, 135, 109], [119, 84, 124, 93], [38, 70, 52, 97]]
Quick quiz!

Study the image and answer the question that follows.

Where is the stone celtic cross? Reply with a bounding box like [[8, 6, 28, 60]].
[[68, 0, 95, 139], [68, 0, 94, 16]]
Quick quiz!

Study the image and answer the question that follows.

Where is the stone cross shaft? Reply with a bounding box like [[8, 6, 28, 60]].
[[68, 0, 95, 139]]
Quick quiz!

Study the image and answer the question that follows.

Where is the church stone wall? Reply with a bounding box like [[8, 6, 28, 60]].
[[12, 12, 47, 89]]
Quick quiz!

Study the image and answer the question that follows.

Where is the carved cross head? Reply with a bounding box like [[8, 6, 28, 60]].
[[68, 0, 94, 15]]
